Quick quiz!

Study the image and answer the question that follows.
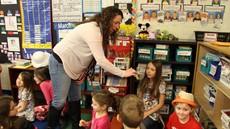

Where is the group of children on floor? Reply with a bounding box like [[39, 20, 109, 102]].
[[0, 59, 202, 129]]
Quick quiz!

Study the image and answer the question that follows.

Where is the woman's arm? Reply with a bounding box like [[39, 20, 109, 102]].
[[144, 94, 165, 118]]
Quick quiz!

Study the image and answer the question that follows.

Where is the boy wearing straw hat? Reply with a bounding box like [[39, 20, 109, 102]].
[[167, 91, 202, 129]]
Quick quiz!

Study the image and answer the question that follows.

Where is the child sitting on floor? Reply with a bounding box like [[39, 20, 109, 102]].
[[117, 94, 146, 129], [167, 91, 202, 129], [79, 89, 120, 129]]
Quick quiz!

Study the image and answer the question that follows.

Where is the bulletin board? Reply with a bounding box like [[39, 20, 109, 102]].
[[138, 0, 225, 25], [51, 0, 137, 46], [20, 0, 53, 59], [0, 0, 22, 63], [0, 0, 137, 63]]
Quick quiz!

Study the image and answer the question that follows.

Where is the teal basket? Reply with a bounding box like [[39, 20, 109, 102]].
[[173, 68, 190, 82], [137, 47, 153, 60], [176, 49, 192, 62], [153, 48, 169, 62], [86, 80, 102, 91]]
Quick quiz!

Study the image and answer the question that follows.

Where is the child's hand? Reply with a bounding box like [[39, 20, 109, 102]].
[[143, 112, 148, 119], [79, 120, 88, 127]]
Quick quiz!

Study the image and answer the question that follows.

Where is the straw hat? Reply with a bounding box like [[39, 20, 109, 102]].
[[172, 91, 197, 108], [31, 51, 50, 68]]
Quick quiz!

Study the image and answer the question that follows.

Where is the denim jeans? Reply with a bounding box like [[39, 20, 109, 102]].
[[49, 54, 81, 110]]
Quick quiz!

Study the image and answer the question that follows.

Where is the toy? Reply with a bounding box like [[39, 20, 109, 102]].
[[138, 23, 150, 39], [156, 30, 178, 40]]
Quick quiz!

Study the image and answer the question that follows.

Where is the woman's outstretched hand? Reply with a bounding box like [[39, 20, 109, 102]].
[[124, 68, 137, 77]]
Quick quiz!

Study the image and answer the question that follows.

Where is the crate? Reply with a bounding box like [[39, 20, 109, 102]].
[[209, 61, 221, 81], [221, 109, 230, 129], [165, 89, 174, 101], [220, 57, 230, 89], [153, 48, 169, 62], [86, 80, 102, 91], [176, 49, 192, 62], [194, 31, 230, 42], [200, 53, 219, 75], [114, 57, 130, 70], [162, 65, 172, 81], [173, 68, 190, 82], [80, 80, 86, 90], [138, 47, 153, 60], [104, 76, 128, 96]]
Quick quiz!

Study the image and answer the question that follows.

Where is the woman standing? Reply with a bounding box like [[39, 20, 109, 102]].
[[47, 6, 136, 129]]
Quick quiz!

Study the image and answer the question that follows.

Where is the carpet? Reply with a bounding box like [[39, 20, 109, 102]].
[[33, 113, 92, 129]]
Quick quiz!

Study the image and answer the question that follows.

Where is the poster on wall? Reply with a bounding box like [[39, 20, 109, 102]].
[[52, 0, 83, 22], [137, 0, 226, 25], [20, 0, 52, 59], [0, 0, 22, 63]]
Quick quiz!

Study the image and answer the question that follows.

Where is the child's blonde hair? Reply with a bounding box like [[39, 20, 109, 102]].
[[119, 94, 144, 128]]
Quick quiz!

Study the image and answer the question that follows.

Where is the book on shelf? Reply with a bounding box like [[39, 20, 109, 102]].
[[106, 76, 127, 87]]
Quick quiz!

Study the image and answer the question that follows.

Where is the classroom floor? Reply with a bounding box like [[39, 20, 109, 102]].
[[33, 113, 122, 129], [33, 113, 92, 129]]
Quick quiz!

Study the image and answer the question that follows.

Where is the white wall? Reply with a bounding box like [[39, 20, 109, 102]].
[[136, 0, 230, 39]]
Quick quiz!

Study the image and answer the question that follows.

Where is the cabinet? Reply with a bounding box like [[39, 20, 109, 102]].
[[193, 42, 230, 128], [8, 66, 46, 105], [131, 39, 197, 94]]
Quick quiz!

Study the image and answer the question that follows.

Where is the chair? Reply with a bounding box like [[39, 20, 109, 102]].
[[0, 65, 2, 96]]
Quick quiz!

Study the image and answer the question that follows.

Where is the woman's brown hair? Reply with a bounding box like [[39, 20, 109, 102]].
[[77, 6, 123, 46]]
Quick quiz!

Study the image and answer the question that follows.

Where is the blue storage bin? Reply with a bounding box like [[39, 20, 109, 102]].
[[173, 68, 190, 82], [201, 57, 212, 74], [86, 80, 102, 91], [137, 47, 153, 60], [209, 61, 221, 81], [80, 80, 86, 90], [200, 53, 219, 75], [176, 49, 192, 62], [153, 48, 169, 62]]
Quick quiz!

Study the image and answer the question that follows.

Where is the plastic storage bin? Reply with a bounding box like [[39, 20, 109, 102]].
[[114, 57, 130, 70], [209, 61, 221, 81], [221, 109, 230, 129], [138, 47, 153, 60], [176, 49, 192, 62], [194, 31, 230, 42], [220, 57, 230, 89], [200, 52, 219, 75], [86, 80, 102, 91], [153, 48, 169, 62], [173, 68, 190, 82]]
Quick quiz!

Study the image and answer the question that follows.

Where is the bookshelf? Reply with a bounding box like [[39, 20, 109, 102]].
[[8, 65, 46, 105], [193, 42, 230, 128]]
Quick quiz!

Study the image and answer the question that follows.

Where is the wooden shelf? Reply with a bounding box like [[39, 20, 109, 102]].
[[195, 96, 222, 129], [8, 65, 46, 105], [193, 42, 230, 128], [199, 71, 230, 99], [135, 59, 195, 65]]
